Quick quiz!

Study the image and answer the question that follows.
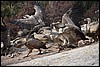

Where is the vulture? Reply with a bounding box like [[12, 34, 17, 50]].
[[62, 1, 86, 30], [9, 3, 45, 30], [63, 24, 88, 40], [61, 24, 89, 47], [82, 18, 99, 42], [61, 1, 87, 43]]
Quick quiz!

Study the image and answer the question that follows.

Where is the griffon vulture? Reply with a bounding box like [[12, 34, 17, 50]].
[[9, 3, 45, 30]]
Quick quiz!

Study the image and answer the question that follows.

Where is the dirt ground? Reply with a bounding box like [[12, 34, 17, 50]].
[[1, 42, 99, 66], [1, 43, 71, 66]]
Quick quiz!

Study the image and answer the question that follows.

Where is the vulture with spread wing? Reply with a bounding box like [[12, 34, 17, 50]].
[[62, 1, 86, 29], [61, 1, 88, 41], [9, 2, 45, 30]]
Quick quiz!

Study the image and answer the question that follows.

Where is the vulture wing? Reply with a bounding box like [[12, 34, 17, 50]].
[[9, 16, 41, 29]]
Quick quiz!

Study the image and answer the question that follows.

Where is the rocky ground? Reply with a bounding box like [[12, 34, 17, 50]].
[[1, 42, 99, 66]]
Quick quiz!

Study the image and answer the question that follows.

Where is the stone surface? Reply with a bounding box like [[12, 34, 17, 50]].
[[7, 42, 99, 66]]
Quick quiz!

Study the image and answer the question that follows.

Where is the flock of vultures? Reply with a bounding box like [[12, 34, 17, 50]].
[[1, 2, 99, 58]]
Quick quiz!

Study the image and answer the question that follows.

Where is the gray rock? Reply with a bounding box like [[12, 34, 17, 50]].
[[7, 43, 99, 66]]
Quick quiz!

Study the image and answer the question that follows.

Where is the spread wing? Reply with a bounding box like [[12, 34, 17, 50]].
[[9, 16, 41, 29], [8, 3, 45, 30], [67, 2, 86, 29]]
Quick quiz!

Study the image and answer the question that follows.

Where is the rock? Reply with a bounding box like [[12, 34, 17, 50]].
[[7, 43, 99, 66]]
